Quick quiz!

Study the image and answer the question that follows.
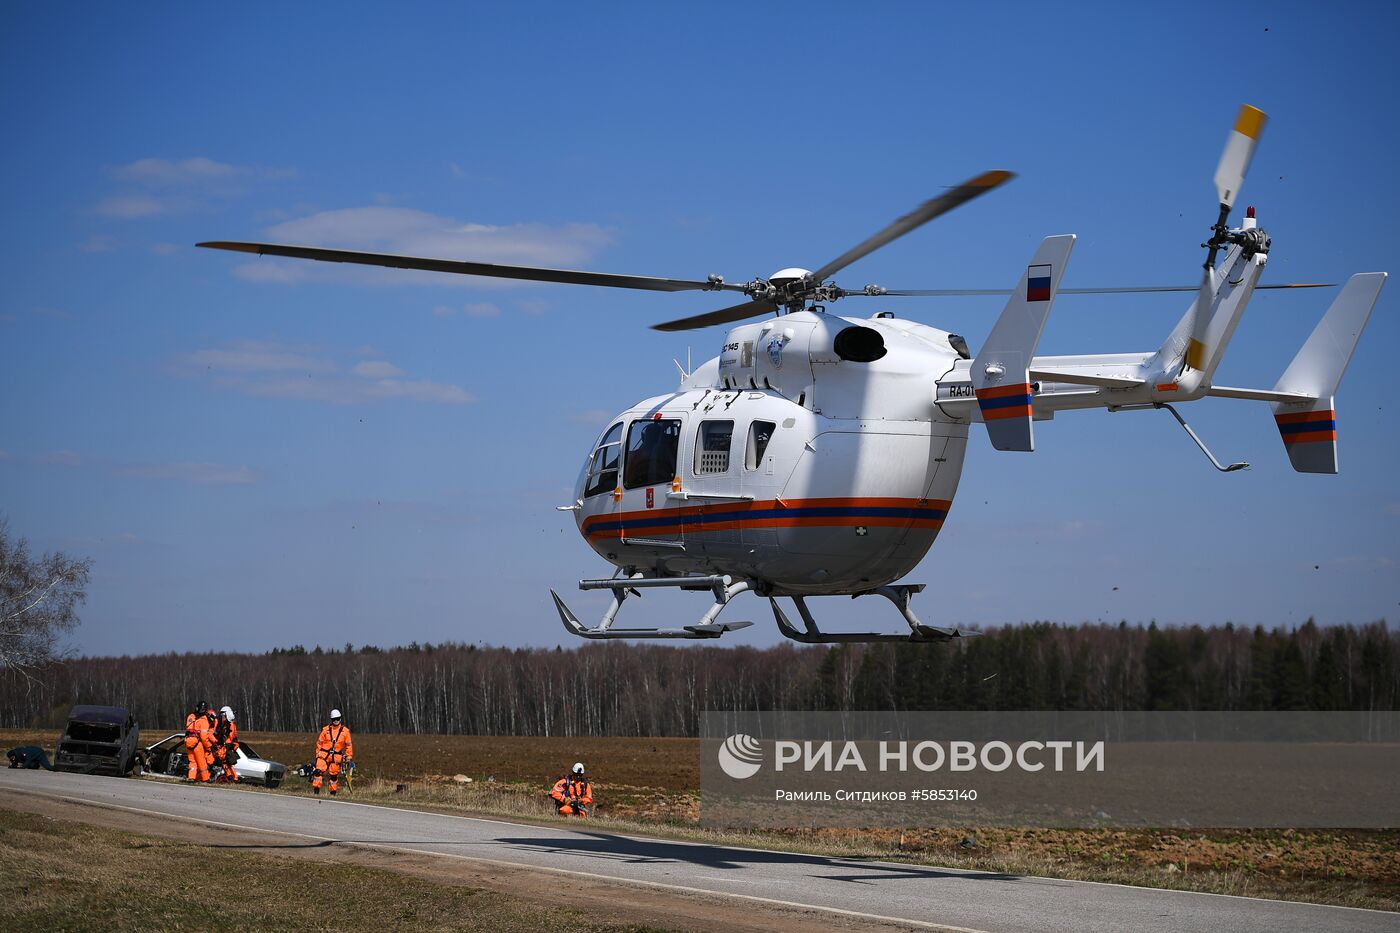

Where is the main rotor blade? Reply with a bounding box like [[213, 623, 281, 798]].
[[652, 298, 778, 332], [807, 170, 1014, 283], [1214, 104, 1266, 209], [865, 282, 1331, 297], [196, 242, 749, 294]]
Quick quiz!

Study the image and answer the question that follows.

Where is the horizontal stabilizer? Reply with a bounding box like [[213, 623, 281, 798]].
[[1208, 386, 1315, 404], [1029, 368, 1144, 390], [973, 235, 1076, 451]]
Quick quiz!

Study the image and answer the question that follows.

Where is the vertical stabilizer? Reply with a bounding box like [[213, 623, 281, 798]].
[[1271, 272, 1386, 474], [972, 235, 1075, 451]]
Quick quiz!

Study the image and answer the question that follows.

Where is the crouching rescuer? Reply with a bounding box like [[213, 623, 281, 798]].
[[213, 705, 239, 783], [313, 708, 353, 795], [550, 762, 593, 817]]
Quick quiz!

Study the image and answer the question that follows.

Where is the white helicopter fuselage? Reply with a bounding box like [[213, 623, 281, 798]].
[[573, 311, 970, 596]]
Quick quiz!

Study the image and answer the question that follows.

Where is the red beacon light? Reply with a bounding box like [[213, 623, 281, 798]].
[[1246, 205, 1256, 218]]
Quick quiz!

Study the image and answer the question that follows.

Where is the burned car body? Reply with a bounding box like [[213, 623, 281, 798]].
[[138, 732, 286, 788], [55, 704, 140, 776]]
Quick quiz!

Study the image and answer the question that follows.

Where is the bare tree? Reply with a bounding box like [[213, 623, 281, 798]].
[[0, 518, 91, 681]]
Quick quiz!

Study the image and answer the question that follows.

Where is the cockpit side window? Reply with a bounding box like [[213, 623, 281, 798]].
[[583, 423, 623, 498], [694, 420, 733, 475], [624, 418, 681, 489], [745, 420, 777, 470]]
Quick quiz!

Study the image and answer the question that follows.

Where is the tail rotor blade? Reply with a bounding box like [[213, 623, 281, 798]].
[[1186, 267, 1216, 371], [1214, 105, 1267, 210]]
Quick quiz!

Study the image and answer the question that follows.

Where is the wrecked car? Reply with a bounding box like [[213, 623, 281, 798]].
[[54, 704, 140, 776], [137, 732, 287, 788]]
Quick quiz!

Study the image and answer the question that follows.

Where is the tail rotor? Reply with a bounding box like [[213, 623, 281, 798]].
[[1184, 105, 1269, 374]]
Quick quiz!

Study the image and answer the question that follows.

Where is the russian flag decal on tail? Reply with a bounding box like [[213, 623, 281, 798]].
[[1027, 264, 1052, 302]]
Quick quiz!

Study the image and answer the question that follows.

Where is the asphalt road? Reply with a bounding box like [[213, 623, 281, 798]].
[[1, 769, 1395, 933]]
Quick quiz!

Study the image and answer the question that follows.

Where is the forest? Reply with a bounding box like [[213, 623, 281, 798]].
[[2, 620, 1394, 736]]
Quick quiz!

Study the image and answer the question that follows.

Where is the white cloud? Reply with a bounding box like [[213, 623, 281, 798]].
[[96, 157, 292, 220], [37, 450, 82, 467], [183, 340, 335, 374], [116, 461, 259, 486], [109, 157, 292, 186], [434, 301, 502, 318], [178, 339, 473, 406], [112, 157, 247, 184], [79, 234, 118, 253], [0, 308, 74, 325], [230, 207, 613, 286], [352, 360, 404, 378], [96, 194, 170, 218]]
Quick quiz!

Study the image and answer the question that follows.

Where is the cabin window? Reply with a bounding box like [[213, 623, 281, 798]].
[[583, 423, 623, 498], [694, 420, 733, 475], [746, 420, 776, 470], [624, 418, 681, 489]]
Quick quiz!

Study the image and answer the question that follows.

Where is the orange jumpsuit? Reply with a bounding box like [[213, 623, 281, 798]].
[[313, 722, 353, 794], [550, 775, 594, 817], [183, 711, 214, 782], [213, 716, 239, 782]]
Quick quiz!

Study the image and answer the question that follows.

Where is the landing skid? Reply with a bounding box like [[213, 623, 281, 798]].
[[769, 586, 976, 643], [549, 575, 977, 643], [550, 574, 754, 639]]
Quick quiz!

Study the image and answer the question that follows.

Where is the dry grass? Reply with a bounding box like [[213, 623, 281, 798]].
[[5, 728, 1397, 912], [0, 807, 672, 932]]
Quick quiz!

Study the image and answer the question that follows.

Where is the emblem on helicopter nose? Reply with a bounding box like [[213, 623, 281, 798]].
[[768, 335, 784, 368]]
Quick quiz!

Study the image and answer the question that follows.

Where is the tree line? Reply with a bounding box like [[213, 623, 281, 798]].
[[1, 620, 1394, 736]]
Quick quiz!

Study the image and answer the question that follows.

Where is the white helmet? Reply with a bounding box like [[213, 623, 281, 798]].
[[571, 762, 585, 775], [221, 706, 235, 721], [330, 708, 342, 720]]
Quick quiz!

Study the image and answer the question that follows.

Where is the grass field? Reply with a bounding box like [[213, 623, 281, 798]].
[[4, 727, 1397, 912]]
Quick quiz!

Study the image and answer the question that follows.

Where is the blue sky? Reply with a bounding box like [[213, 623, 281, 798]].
[[2, 2, 1397, 655]]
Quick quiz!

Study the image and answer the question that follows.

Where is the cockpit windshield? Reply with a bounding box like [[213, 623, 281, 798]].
[[624, 418, 681, 489], [584, 423, 623, 498]]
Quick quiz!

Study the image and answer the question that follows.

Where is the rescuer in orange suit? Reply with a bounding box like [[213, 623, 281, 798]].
[[183, 700, 213, 783], [550, 762, 593, 817], [212, 705, 239, 783], [312, 708, 353, 795]]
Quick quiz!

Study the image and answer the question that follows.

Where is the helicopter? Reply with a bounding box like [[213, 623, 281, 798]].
[[199, 104, 1385, 644]]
